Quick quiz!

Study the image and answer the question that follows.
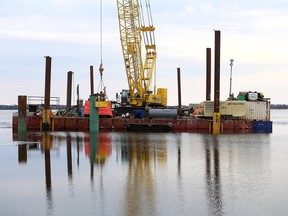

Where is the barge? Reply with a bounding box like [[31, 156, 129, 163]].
[[12, 111, 272, 134]]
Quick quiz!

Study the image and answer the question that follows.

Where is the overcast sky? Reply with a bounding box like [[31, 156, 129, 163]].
[[1, 0, 287, 105]]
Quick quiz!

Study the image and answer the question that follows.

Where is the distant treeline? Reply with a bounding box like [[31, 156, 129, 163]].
[[0, 104, 288, 110], [270, 104, 288, 109], [0, 105, 18, 110]]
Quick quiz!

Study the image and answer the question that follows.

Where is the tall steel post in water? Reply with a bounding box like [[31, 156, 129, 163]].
[[229, 59, 234, 100], [90, 65, 94, 95], [42, 56, 52, 131], [18, 95, 27, 140], [77, 84, 80, 116], [66, 71, 73, 109], [177, 68, 182, 117], [206, 48, 211, 101], [44, 57, 51, 110], [213, 31, 221, 134]]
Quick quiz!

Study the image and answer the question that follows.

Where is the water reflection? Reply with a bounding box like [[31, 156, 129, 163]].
[[43, 132, 53, 215], [9, 130, 276, 215], [88, 133, 112, 180], [18, 144, 27, 163], [119, 133, 167, 216], [203, 135, 224, 216], [15, 132, 89, 215], [67, 135, 72, 179]]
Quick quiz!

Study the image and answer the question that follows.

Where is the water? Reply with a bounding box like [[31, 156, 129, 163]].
[[0, 110, 288, 216]]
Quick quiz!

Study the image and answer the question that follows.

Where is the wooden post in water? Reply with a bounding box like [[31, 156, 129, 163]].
[[89, 95, 99, 133], [18, 95, 27, 140]]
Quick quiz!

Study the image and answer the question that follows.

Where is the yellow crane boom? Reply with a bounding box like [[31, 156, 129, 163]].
[[117, 0, 167, 107]]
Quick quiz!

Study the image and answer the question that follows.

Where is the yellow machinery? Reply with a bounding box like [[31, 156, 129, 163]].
[[95, 99, 108, 108], [95, 64, 109, 108], [117, 0, 167, 107]]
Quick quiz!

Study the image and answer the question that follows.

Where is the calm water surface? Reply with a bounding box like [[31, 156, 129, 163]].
[[0, 110, 288, 216]]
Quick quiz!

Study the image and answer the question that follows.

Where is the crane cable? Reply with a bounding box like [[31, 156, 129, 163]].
[[98, 0, 106, 96], [140, 0, 157, 93], [100, 0, 103, 66], [139, 0, 154, 46], [145, 0, 157, 93]]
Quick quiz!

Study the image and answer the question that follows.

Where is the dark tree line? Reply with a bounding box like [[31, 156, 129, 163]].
[[0, 105, 18, 110], [270, 104, 288, 109]]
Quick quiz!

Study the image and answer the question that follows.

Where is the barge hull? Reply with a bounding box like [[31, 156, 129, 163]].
[[12, 114, 272, 133]]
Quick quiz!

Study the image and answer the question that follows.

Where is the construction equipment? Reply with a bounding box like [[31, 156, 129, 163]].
[[116, 0, 167, 107], [95, 63, 109, 108]]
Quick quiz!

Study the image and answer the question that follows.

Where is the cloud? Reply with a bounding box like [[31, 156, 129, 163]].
[[1, 0, 288, 105]]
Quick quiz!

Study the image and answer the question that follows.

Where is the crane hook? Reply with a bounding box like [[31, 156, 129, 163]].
[[99, 63, 104, 79]]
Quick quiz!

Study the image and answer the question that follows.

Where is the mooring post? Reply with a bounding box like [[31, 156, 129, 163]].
[[206, 48, 211, 101], [213, 30, 221, 134], [90, 65, 94, 95], [177, 67, 182, 117], [89, 95, 99, 133], [77, 84, 81, 116], [42, 56, 53, 131], [18, 95, 27, 140], [66, 71, 73, 110]]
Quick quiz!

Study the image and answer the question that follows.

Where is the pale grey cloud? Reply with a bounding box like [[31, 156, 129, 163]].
[[0, 0, 287, 105]]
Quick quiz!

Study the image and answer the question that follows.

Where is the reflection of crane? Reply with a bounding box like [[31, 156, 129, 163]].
[[117, 0, 167, 107], [124, 136, 155, 215], [120, 133, 167, 215]]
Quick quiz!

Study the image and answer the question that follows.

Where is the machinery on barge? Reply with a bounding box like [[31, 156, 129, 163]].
[[116, 0, 167, 109], [192, 91, 271, 121]]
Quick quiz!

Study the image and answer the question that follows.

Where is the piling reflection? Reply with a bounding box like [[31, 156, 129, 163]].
[[88, 133, 112, 180], [88, 132, 112, 216], [119, 133, 167, 216], [18, 144, 27, 163], [7, 127, 277, 216], [42, 132, 53, 215], [203, 135, 224, 216], [67, 135, 72, 179], [177, 134, 182, 181], [14, 132, 87, 215]]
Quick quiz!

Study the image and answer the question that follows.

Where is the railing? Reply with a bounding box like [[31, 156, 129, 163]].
[[27, 96, 60, 106]]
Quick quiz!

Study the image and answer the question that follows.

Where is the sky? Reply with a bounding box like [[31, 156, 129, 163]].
[[1, 0, 287, 106]]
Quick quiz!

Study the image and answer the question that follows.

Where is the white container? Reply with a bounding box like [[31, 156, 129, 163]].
[[203, 101, 247, 118], [202, 100, 270, 120], [245, 101, 270, 120]]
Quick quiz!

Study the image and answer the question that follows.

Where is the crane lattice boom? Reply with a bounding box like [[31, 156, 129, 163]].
[[117, 0, 166, 107]]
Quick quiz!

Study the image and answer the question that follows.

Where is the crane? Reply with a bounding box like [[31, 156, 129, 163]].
[[116, 0, 167, 107]]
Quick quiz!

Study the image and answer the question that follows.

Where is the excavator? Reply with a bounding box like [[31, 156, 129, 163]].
[[116, 0, 167, 108]]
